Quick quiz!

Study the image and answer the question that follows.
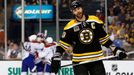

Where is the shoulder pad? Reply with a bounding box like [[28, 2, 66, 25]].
[[64, 20, 80, 30], [86, 15, 104, 24]]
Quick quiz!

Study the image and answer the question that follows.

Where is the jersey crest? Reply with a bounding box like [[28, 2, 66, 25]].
[[79, 28, 94, 44]]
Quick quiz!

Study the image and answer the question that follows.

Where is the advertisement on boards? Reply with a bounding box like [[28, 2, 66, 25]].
[[0, 61, 134, 75], [12, 5, 53, 19]]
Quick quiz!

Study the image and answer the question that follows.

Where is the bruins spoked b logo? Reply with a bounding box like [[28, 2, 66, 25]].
[[79, 28, 93, 44]]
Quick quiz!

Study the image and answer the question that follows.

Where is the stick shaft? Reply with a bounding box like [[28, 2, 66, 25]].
[[61, 51, 134, 67]]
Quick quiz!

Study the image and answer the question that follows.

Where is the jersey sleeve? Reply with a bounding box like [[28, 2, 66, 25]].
[[56, 30, 73, 55], [23, 42, 31, 51], [7, 49, 11, 58], [97, 24, 113, 48]]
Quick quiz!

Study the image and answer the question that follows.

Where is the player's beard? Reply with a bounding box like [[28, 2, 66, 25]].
[[75, 11, 84, 20]]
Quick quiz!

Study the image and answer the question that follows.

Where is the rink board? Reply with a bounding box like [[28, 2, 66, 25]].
[[0, 60, 134, 75]]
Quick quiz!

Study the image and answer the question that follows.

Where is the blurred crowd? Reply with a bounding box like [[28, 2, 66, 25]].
[[24, 0, 56, 5], [0, 0, 57, 7], [107, 0, 134, 46], [12, 0, 57, 6]]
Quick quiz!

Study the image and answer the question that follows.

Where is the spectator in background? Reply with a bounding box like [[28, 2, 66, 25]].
[[47, 0, 53, 4], [96, 9, 105, 22], [36, 0, 48, 5], [0, 29, 4, 49], [108, 8, 115, 25], [117, 23, 126, 39], [6, 42, 21, 60], [61, 0, 68, 8], [14, 0, 21, 4], [43, 0, 48, 5], [0, 0, 4, 11], [113, 0, 121, 16], [25, 0, 37, 5], [100, 0, 105, 9], [32, 0, 38, 5], [127, 24, 134, 45], [52, 0, 56, 6], [118, 6, 126, 23], [114, 16, 121, 26]]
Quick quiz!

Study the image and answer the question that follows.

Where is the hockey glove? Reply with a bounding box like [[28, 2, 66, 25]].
[[113, 47, 127, 60], [51, 52, 61, 74]]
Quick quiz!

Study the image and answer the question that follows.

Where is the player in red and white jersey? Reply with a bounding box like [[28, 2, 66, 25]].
[[38, 37, 57, 75], [22, 34, 38, 75]]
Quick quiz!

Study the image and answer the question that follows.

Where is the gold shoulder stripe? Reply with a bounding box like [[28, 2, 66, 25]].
[[87, 15, 103, 24], [64, 20, 78, 30]]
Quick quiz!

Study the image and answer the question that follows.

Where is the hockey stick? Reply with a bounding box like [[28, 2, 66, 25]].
[[21, 42, 31, 51], [44, 29, 47, 38], [21, 42, 26, 50], [61, 50, 134, 67]]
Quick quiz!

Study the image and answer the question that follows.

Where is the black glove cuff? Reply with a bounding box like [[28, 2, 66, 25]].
[[113, 47, 127, 60], [113, 47, 125, 55]]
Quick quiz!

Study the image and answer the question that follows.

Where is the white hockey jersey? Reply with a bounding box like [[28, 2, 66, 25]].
[[38, 42, 57, 64], [22, 42, 44, 61]]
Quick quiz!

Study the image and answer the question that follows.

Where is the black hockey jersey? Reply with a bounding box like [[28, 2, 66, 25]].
[[57, 15, 113, 62]]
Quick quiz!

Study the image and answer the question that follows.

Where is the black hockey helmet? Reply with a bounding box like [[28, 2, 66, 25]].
[[70, 0, 82, 10]]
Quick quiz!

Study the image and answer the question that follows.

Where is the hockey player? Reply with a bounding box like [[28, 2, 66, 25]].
[[45, 37, 57, 55], [35, 33, 46, 75], [38, 37, 57, 75], [44, 37, 57, 75], [51, 1, 127, 75], [21, 35, 38, 75], [22, 33, 45, 75]]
